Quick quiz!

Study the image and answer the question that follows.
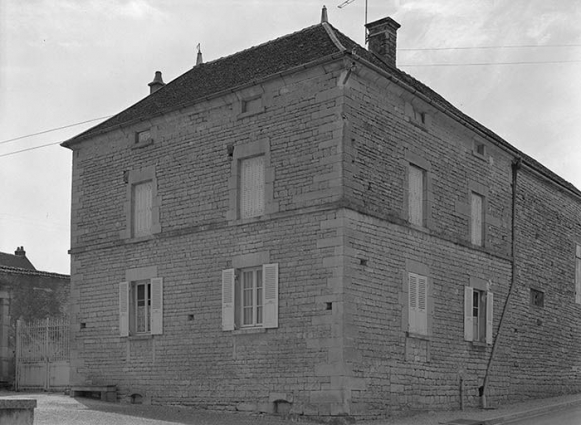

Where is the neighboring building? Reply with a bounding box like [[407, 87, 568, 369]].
[[0, 247, 69, 387], [61, 9, 581, 420]]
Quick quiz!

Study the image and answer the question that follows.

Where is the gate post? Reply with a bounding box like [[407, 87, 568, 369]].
[[45, 317, 50, 391], [15, 319, 21, 392]]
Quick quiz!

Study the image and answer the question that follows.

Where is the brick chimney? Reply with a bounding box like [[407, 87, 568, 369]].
[[148, 71, 165, 94], [14, 246, 26, 257], [365, 17, 401, 68]]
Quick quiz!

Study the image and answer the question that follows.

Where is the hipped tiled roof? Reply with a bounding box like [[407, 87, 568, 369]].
[[0, 252, 35, 270], [61, 19, 581, 197]]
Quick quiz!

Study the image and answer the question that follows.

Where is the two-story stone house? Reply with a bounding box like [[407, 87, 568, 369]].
[[62, 9, 581, 420]]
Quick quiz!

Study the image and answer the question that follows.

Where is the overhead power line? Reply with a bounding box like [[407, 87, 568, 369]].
[[400, 43, 581, 52], [0, 141, 63, 158], [400, 59, 581, 67], [0, 115, 112, 146]]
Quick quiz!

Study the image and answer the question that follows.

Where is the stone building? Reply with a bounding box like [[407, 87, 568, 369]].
[[61, 10, 581, 420], [0, 247, 69, 387]]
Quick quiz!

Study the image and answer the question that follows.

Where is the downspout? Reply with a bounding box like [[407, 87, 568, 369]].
[[481, 157, 522, 408]]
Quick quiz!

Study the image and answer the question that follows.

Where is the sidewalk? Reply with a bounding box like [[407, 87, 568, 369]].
[[358, 393, 581, 425], [2, 390, 581, 425]]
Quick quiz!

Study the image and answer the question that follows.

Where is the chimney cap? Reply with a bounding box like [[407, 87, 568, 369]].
[[365, 16, 401, 32], [148, 71, 165, 94], [15, 246, 26, 257]]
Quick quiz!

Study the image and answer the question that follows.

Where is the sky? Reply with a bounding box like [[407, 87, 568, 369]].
[[0, 0, 580, 275]]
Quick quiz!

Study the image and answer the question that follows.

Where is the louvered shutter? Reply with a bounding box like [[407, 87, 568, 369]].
[[222, 269, 235, 331], [471, 193, 483, 246], [150, 278, 163, 335], [133, 181, 153, 237], [119, 282, 129, 337], [240, 156, 265, 219], [486, 292, 493, 344], [262, 263, 278, 329], [409, 165, 424, 226], [408, 273, 418, 333], [464, 286, 473, 341], [417, 275, 428, 335]]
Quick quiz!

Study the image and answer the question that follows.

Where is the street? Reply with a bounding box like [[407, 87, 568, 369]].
[[506, 404, 581, 425]]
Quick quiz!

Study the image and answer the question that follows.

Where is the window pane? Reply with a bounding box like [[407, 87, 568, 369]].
[[133, 181, 153, 237], [240, 156, 265, 219], [409, 165, 424, 226]]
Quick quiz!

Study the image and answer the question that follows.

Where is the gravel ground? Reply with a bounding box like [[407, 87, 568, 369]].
[[2, 391, 581, 425]]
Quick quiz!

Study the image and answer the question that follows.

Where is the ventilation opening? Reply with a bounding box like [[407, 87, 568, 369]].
[[273, 399, 292, 415], [130, 393, 143, 404]]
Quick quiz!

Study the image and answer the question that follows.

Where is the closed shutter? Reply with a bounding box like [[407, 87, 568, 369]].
[[409, 165, 424, 226], [222, 269, 235, 331], [464, 286, 473, 341], [262, 263, 278, 329], [486, 291, 493, 344], [150, 278, 163, 335], [119, 282, 129, 337], [133, 181, 153, 237], [471, 193, 483, 246], [240, 156, 265, 219]]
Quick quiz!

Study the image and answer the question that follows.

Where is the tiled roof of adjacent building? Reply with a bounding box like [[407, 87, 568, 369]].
[[61, 19, 581, 197], [0, 251, 35, 270], [0, 265, 69, 280]]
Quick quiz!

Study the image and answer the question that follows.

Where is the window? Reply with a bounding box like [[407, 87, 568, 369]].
[[408, 165, 425, 226], [464, 286, 493, 344], [576, 245, 581, 304], [242, 97, 262, 114], [240, 156, 265, 219], [222, 264, 278, 330], [408, 272, 428, 335], [470, 192, 484, 246], [119, 278, 163, 336], [530, 288, 544, 307], [136, 129, 151, 145], [132, 181, 153, 237], [241, 268, 263, 327]]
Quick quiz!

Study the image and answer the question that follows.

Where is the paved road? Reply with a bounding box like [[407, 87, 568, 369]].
[[1, 392, 316, 425], [505, 404, 581, 425]]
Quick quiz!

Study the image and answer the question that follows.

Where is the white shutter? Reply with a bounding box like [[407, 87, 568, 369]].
[[464, 286, 473, 341], [119, 282, 129, 337], [409, 165, 424, 226], [150, 278, 163, 335], [417, 275, 428, 335], [222, 269, 235, 331], [471, 193, 483, 246], [576, 256, 581, 304], [240, 156, 265, 219], [408, 273, 418, 333], [262, 263, 278, 329], [133, 181, 153, 237], [486, 291, 493, 345]]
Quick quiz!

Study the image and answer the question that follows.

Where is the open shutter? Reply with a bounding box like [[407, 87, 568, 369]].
[[417, 275, 428, 335], [119, 282, 129, 337], [576, 253, 581, 304], [262, 263, 278, 329], [464, 286, 473, 341], [150, 278, 163, 335], [486, 291, 494, 345], [222, 269, 235, 331], [408, 273, 418, 333]]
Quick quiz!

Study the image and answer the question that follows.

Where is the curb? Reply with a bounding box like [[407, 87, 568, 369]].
[[483, 397, 581, 424]]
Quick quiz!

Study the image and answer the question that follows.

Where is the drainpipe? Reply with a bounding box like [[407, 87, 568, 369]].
[[481, 157, 522, 408]]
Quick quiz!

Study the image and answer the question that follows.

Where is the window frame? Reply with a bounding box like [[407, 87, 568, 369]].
[[119, 268, 163, 338], [121, 166, 161, 241], [132, 280, 152, 334], [239, 155, 265, 219], [464, 280, 493, 345], [470, 191, 485, 246], [402, 151, 433, 230], [408, 272, 428, 336], [408, 164, 426, 227]]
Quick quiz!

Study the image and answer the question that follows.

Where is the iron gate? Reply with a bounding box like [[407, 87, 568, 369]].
[[15, 316, 70, 391]]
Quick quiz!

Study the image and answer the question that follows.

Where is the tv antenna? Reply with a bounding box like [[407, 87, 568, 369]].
[[337, 0, 369, 44]]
